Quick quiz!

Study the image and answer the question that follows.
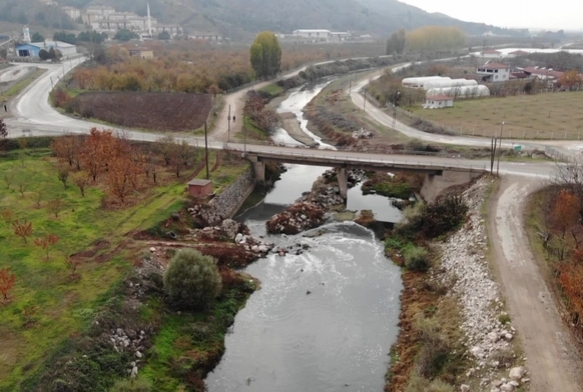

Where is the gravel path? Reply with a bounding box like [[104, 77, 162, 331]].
[[489, 176, 583, 392]]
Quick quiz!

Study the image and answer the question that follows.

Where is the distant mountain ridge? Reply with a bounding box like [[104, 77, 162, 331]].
[[6, 0, 524, 39]]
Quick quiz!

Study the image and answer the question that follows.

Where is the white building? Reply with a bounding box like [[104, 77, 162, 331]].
[[426, 85, 491, 99], [402, 76, 448, 88], [424, 95, 454, 109], [423, 79, 478, 90], [61, 6, 81, 20], [82, 5, 116, 24], [481, 49, 502, 59], [292, 29, 331, 40], [477, 62, 510, 83]]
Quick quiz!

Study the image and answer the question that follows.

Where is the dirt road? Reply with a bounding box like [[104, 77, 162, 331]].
[[489, 176, 583, 392]]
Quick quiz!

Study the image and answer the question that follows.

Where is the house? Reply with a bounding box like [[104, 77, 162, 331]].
[[189, 32, 222, 41], [292, 29, 331, 40], [61, 6, 81, 20], [128, 47, 154, 59], [522, 66, 564, 80], [477, 62, 510, 83], [330, 32, 351, 42], [481, 49, 502, 59], [507, 50, 529, 58], [15, 41, 77, 58], [187, 179, 213, 197], [424, 94, 454, 109]]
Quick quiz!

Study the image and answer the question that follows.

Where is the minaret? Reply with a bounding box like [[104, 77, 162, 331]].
[[147, 3, 152, 37]]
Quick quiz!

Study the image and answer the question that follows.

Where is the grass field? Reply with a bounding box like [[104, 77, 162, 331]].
[[0, 145, 249, 390], [408, 91, 583, 140], [0, 69, 47, 102]]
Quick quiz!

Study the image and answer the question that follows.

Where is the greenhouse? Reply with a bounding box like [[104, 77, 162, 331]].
[[426, 85, 490, 99]]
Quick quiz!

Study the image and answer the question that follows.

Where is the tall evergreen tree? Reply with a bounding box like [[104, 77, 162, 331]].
[[249, 31, 281, 79]]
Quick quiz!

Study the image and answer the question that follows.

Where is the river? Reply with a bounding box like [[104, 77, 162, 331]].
[[205, 81, 403, 392]]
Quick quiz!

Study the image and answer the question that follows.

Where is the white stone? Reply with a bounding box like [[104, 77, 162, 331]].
[[504, 333, 513, 340], [521, 378, 530, 383], [149, 247, 156, 252], [460, 384, 470, 392], [500, 384, 514, 392], [135, 351, 142, 358], [235, 233, 243, 243], [509, 366, 526, 381], [130, 366, 138, 378], [508, 381, 519, 387]]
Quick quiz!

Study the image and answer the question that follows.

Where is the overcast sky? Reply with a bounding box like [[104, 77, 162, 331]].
[[398, 0, 582, 30]]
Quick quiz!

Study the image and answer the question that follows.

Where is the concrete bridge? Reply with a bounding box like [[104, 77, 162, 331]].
[[246, 151, 484, 200]]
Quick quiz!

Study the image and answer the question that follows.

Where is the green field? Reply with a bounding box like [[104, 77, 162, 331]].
[[0, 69, 47, 102], [0, 145, 248, 389], [408, 91, 583, 140]]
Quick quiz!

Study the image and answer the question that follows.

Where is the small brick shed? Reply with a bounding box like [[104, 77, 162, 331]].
[[187, 179, 213, 197]]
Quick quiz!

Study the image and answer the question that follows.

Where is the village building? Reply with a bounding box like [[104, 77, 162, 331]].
[[61, 6, 81, 20], [128, 47, 154, 59], [477, 62, 510, 83], [424, 94, 454, 109], [480, 49, 502, 59], [15, 41, 77, 58], [507, 49, 529, 58]]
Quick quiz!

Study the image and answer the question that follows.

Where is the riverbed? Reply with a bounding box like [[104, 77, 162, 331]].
[[206, 82, 404, 391]]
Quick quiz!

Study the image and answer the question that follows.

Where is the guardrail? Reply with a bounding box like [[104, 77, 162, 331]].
[[222, 143, 489, 172]]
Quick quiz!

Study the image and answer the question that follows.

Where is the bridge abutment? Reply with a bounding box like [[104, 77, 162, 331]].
[[253, 161, 266, 184], [420, 170, 482, 202]]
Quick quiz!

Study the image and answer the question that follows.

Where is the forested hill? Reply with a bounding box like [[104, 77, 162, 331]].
[[9, 0, 520, 39]]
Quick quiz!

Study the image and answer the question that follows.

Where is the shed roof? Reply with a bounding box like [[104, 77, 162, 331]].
[[509, 50, 529, 55], [482, 49, 501, 54], [187, 179, 212, 186]]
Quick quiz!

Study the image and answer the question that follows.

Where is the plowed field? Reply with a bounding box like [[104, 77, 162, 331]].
[[72, 92, 213, 131]]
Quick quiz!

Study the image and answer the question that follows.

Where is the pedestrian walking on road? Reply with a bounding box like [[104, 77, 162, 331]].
[[233, 115, 236, 123]]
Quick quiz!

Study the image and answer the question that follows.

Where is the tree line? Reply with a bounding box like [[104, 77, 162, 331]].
[[386, 26, 466, 55]]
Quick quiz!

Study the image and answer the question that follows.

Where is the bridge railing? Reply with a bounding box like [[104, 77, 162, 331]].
[[223, 144, 489, 172]]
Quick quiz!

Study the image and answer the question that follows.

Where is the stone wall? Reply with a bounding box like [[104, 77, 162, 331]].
[[200, 166, 255, 226]]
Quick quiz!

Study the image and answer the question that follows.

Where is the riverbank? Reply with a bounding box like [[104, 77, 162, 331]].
[[385, 176, 528, 392]]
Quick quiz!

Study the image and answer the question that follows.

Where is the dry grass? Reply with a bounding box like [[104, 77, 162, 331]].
[[408, 91, 583, 140]]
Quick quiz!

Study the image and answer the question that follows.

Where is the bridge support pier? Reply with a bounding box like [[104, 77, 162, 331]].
[[337, 167, 348, 199], [253, 161, 265, 184]]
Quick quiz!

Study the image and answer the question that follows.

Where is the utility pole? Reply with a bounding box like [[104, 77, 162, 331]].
[[227, 104, 231, 142], [496, 121, 504, 176], [244, 119, 247, 156], [363, 91, 366, 111], [204, 122, 209, 180]]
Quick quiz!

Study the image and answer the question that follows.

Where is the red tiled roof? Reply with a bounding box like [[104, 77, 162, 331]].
[[428, 94, 453, 101], [479, 62, 510, 69]]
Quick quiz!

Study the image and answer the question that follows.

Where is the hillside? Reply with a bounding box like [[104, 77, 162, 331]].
[[2, 0, 525, 40]]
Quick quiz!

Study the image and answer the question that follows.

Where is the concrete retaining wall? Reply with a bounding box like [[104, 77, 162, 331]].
[[420, 170, 483, 202]]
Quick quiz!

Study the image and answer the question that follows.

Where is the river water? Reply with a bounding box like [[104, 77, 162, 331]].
[[205, 81, 403, 392]]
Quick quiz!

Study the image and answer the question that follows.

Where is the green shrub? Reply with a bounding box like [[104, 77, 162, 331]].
[[419, 195, 468, 239], [163, 249, 222, 311], [403, 245, 431, 271]]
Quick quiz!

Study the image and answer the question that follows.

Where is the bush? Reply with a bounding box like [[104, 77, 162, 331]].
[[415, 317, 451, 378], [403, 245, 431, 271], [420, 195, 468, 238], [163, 249, 222, 311]]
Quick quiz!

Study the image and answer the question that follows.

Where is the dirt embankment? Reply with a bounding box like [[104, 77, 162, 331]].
[[278, 112, 318, 146], [71, 92, 213, 131]]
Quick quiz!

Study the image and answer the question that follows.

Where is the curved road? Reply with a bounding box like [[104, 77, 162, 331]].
[[4, 58, 583, 391]]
